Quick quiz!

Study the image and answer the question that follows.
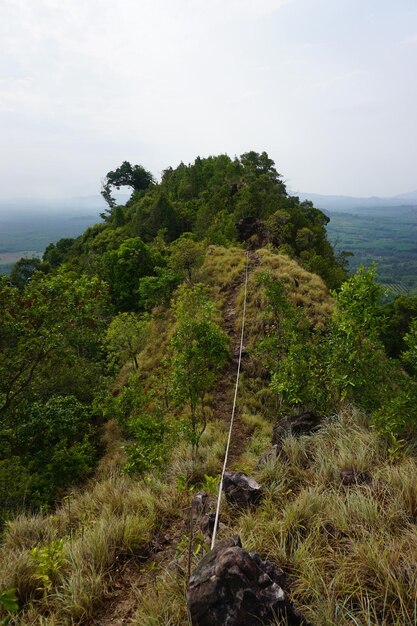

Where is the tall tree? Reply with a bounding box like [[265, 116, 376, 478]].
[[101, 161, 154, 210]]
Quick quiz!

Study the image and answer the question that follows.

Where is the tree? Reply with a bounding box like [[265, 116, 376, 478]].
[[100, 237, 162, 311], [101, 161, 154, 209], [0, 271, 108, 417], [9, 257, 42, 289], [168, 236, 204, 283], [170, 284, 229, 456], [402, 318, 417, 375], [103, 313, 151, 370], [138, 267, 180, 310], [381, 295, 417, 358], [14, 395, 96, 502]]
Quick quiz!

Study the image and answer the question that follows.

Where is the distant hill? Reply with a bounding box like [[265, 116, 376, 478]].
[[295, 191, 417, 213]]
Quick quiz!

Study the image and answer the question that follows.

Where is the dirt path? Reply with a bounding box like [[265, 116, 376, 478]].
[[91, 253, 258, 626], [210, 251, 258, 465]]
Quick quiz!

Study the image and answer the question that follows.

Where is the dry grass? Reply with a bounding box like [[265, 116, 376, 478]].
[[235, 247, 333, 348], [199, 245, 246, 290], [3, 246, 414, 625], [0, 418, 229, 625], [234, 407, 417, 625]]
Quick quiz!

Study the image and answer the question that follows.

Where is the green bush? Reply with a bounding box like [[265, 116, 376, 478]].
[[124, 409, 169, 475]]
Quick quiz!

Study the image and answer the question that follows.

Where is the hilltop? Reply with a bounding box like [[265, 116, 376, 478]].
[[0, 152, 416, 625]]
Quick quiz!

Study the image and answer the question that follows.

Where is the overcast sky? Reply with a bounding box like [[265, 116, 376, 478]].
[[1, 0, 416, 199]]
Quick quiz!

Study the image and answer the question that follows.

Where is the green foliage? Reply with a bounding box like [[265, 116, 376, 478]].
[[402, 318, 417, 375], [333, 265, 385, 340], [257, 273, 330, 413], [171, 283, 229, 455], [103, 312, 151, 369], [381, 295, 417, 359], [0, 271, 108, 416], [168, 236, 205, 283], [100, 237, 161, 311], [13, 396, 96, 503], [0, 588, 19, 623], [30, 539, 66, 594], [263, 267, 407, 418], [372, 378, 417, 441], [124, 408, 169, 475], [138, 266, 180, 310], [134, 192, 184, 242], [0, 456, 33, 523], [9, 256, 43, 289], [200, 474, 220, 495], [101, 161, 154, 209], [43, 237, 76, 268]]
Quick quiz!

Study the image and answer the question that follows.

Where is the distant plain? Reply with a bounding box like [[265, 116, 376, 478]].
[[1, 194, 417, 295]]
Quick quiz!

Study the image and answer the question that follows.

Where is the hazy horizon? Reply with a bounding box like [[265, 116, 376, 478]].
[[1, 0, 416, 199]]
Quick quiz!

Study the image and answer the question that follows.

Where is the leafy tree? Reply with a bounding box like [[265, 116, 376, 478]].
[[402, 318, 417, 375], [264, 267, 392, 415], [43, 238, 76, 268], [170, 284, 229, 455], [137, 267, 180, 310], [100, 237, 161, 311], [381, 295, 417, 358], [0, 271, 108, 417], [103, 312, 151, 370], [101, 161, 154, 209], [309, 265, 388, 412], [257, 274, 330, 414], [14, 396, 96, 502], [9, 257, 43, 289], [168, 236, 204, 283], [136, 192, 183, 242]]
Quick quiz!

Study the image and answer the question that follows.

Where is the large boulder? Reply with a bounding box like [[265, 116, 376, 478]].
[[188, 536, 311, 626], [223, 471, 262, 508]]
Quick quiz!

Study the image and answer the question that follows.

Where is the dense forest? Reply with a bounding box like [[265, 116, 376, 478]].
[[1, 152, 417, 625]]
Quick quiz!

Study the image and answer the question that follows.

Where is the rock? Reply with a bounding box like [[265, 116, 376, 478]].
[[272, 411, 321, 447], [257, 444, 279, 467], [188, 536, 311, 626], [222, 471, 262, 508], [340, 469, 372, 486], [200, 513, 227, 539], [192, 492, 209, 518], [236, 217, 266, 246]]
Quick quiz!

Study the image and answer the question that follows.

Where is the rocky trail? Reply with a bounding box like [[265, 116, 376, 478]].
[[91, 254, 258, 625]]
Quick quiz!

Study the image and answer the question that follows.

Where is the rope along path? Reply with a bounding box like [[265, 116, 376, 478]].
[[210, 252, 250, 550]]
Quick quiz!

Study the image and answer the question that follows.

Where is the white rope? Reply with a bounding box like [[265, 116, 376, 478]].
[[211, 251, 249, 550]]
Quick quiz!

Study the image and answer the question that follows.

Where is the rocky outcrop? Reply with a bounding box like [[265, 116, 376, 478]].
[[223, 471, 262, 508], [188, 536, 311, 626], [236, 217, 266, 248]]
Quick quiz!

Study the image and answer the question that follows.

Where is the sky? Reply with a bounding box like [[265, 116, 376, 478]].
[[1, 0, 416, 199]]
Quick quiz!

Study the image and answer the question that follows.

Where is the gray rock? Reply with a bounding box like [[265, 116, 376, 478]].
[[222, 471, 262, 508], [200, 513, 227, 539], [340, 469, 372, 486], [188, 536, 311, 626], [192, 491, 209, 518]]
